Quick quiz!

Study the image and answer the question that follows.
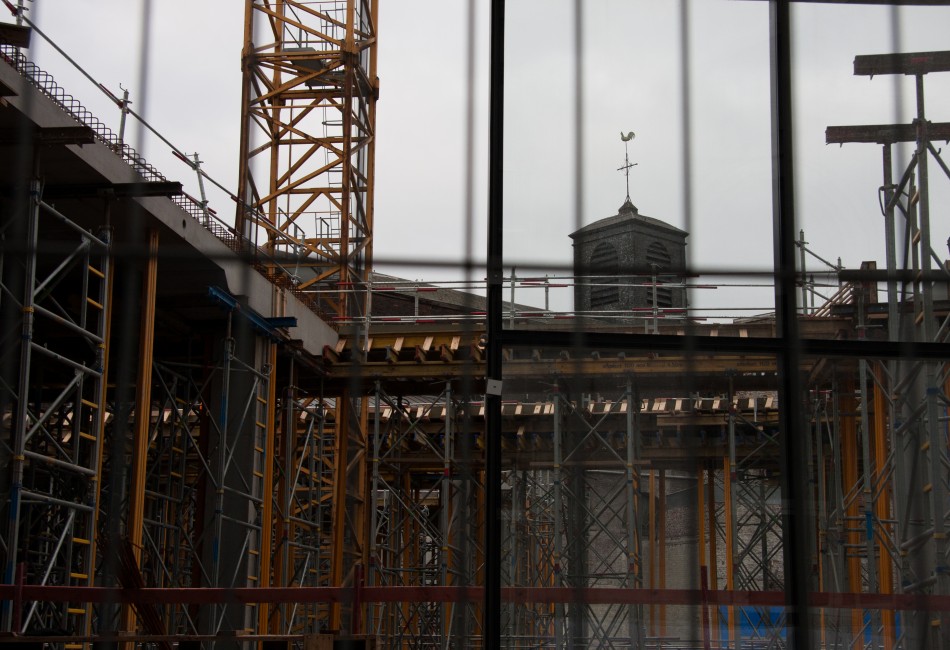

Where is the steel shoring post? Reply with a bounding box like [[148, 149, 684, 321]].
[[374, 392, 401, 646], [649, 470, 657, 638], [881, 141, 904, 650], [915, 73, 950, 647], [552, 392, 565, 649], [357, 393, 372, 635], [698, 463, 708, 645], [442, 382, 453, 650], [882, 111, 927, 650], [311, 399, 327, 629], [460, 399, 479, 646], [274, 375, 290, 633], [519, 471, 532, 644], [120, 229, 159, 643], [401, 471, 412, 644], [857, 299, 883, 641], [915, 76, 935, 346], [257, 341, 277, 635], [872, 365, 896, 650], [538, 469, 552, 645], [315, 391, 333, 629], [725, 383, 737, 648], [2, 167, 39, 632], [803, 383, 820, 649], [625, 377, 643, 649], [369, 381, 382, 640], [828, 375, 846, 649], [893, 139, 924, 650], [279, 365, 297, 632], [763, 482, 780, 643], [659, 469, 667, 638], [210, 311, 234, 641], [707, 464, 719, 647], [814, 395, 829, 649], [505, 469, 519, 646]]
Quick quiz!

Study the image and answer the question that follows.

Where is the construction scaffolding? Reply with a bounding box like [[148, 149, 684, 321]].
[[2, 4, 950, 650]]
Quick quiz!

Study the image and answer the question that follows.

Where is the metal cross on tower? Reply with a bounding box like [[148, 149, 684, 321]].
[[618, 131, 637, 202]]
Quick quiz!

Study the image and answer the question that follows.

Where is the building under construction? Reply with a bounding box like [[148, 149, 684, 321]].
[[1, 2, 950, 649]]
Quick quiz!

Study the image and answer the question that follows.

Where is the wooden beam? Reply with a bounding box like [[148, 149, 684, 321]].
[[826, 122, 950, 145]]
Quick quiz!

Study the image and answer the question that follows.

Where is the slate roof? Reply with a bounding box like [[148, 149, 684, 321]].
[[370, 272, 539, 312], [570, 198, 688, 238]]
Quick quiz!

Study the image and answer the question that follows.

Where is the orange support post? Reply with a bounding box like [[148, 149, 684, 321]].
[[873, 364, 895, 650], [840, 379, 863, 637], [121, 229, 159, 641]]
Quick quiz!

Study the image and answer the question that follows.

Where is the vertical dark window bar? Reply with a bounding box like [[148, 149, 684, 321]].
[[769, 2, 812, 649], [485, 0, 505, 648]]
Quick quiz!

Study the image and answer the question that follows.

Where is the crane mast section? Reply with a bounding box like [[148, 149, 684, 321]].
[[237, 0, 379, 319]]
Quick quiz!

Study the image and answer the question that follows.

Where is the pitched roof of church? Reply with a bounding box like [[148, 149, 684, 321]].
[[369, 272, 539, 312], [569, 198, 688, 238]]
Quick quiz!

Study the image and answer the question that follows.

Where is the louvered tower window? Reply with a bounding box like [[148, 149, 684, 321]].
[[645, 241, 673, 308], [589, 242, 620, 309]]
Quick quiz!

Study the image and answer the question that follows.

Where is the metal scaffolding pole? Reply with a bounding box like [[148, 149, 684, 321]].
[[828, 51, 950, 649], [551, 391, 566, 649], [119, 228, 159, 641], [625, 377, 644, 649]]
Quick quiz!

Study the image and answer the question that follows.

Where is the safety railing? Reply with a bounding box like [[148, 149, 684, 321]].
[[0, 38, 333, 322]]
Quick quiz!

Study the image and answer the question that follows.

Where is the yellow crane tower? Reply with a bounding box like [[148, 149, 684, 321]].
[[236, 0, 379, 321]]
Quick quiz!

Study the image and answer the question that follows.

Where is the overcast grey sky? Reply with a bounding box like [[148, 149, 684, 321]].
[[20, 1, 950, 316]]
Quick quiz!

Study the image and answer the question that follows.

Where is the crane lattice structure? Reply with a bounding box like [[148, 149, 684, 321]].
[[236, 0, 379, 321]]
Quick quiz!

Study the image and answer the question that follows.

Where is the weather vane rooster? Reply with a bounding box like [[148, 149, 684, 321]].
[[618, 131, 637, 202]]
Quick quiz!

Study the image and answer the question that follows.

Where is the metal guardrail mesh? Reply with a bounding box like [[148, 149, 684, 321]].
[[0, 39, 337, 321]]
